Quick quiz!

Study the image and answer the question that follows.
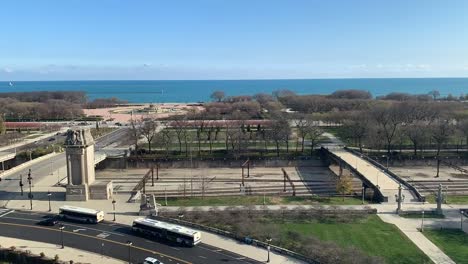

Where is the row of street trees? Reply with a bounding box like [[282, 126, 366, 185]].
[[127, 114, 324, 158]]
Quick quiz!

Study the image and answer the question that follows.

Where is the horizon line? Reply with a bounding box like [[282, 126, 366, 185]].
[[2, 76, 468, 82]]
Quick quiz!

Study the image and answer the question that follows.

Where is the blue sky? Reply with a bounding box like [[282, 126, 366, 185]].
[[1, 0, 468, 80]]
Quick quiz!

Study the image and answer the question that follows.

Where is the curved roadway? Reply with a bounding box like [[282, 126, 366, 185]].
[[0, 210, 260, 264]]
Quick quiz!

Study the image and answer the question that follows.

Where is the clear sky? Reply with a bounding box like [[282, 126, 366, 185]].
[[1, 0, 468, 80]]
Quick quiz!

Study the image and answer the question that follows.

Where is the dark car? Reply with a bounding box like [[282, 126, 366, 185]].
[[48, 137, 56, 141], [37, 218, 59, 226]]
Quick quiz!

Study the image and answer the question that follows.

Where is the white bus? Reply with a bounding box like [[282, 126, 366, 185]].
[[132, 218, 201, 246], [59, 206, 105, 224]]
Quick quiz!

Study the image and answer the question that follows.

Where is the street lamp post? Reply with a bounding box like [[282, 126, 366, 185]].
[[19, 174, 24, 196], [126, 241, 133, 264], [47, 190, 52, 212], [59, 224, 65, 249], [112, 198, 116, 221], [461, 210, 465, 231], [27, 169, 33, 210], [361, 186, 365, 204], [265, 238, 272, 263], [421, 210, 425, 232]]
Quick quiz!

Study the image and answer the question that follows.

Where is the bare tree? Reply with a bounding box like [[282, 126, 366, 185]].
[[431, 119, 454, 177], [343, 112, 369, 152], [403, 121, 429, 156], [294, 114, 309, 152], [371, 104, 403, 154], [0, 115, 5, 135], [458, 119, 468, 149], [268, 119, 290, 157], [128, 117, 142, 153], [172, 118, 186, 154], [210, 90, 225, 102], [139, 118, 159, 153], [306, 119, 324, 155]]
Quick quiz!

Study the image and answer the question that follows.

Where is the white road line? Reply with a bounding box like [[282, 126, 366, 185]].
[[3, 215, 125, 237], [0, 209, 13, 217], [198, 245, 253, 264], [198, 256, 207, 259], [170, 247, 180, 251]]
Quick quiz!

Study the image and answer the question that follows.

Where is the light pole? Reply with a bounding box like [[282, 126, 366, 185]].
[[59, 224, 65, 249], [421, 210, 425, 232], [361, 186, 365, 204], [266, 238, 272, 263], [47, 190, 52, 212], [126, 241, 133, 264], [27, 169, 33, 210], [19, 174, 24, 196], [112, 198, 116, 221], [461, 210, 465, 231]]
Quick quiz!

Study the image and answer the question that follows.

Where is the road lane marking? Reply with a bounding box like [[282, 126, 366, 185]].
[[198, 245, 254, 264], [97, 232, 111, 238], [0, 209, 13, 217], [73, 228, 86, 233], [0, 222, 192, 264], [5, 214, 125, 237]]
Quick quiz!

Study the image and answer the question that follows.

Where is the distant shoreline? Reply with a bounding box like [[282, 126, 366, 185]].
[[1, 78, 467, 103]]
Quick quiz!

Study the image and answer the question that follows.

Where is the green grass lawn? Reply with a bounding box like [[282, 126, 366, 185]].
[[277, 215, 431, 264], [424, 229, 468, 264], [426, 194, 468, 204], [165, 195, 367, 206]]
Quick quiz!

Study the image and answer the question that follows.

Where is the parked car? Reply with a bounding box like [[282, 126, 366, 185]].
[[144, 257, 163, 264], [37, 218, 59, 226], [48, 138, 56, 141]]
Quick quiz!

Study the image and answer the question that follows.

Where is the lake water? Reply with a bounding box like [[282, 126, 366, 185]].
[[0, 78, 467, 103]]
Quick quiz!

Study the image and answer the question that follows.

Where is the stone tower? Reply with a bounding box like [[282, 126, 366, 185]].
[[64, 128, 95, 201]]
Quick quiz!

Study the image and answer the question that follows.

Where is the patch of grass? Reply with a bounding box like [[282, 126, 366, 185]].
[[165, 195, 367, 206], [276, 215, 430, 264], [274, 196, 367, 205], [426, 194, 468, 204], [425, 229, 468, 264], [166, 196, 266, 206]]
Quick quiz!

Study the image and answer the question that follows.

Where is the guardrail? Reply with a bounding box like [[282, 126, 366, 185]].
[[344, 147, 425, 202], [0, 152, 61, 179]]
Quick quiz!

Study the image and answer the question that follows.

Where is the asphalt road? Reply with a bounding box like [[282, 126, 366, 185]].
[[0, 210, 261, 264]]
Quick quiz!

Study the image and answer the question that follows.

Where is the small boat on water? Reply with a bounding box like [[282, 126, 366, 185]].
[[8, 82, 13, 87]]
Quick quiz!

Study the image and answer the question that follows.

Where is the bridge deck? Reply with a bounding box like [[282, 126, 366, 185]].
[[331, 149, 416, 203], [0, 152, 16, 163]]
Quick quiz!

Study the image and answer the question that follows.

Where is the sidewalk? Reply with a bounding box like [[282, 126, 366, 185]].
[[0, 236, 124, 264]]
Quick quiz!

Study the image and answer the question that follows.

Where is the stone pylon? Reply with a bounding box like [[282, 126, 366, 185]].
[[64, 128, 95, 201]]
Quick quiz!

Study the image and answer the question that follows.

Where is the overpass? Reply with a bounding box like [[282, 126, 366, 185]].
[[322, 147, 421, 203]]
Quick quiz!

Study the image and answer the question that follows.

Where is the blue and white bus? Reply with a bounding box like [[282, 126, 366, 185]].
[[132, 218, 201, 246], [59, 205, 105, 224]]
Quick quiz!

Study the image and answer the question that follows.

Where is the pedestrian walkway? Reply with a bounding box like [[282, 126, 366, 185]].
[[378, 213, 455, 264], [330, 148, 416, 203], [0, 236, 124, 264]]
